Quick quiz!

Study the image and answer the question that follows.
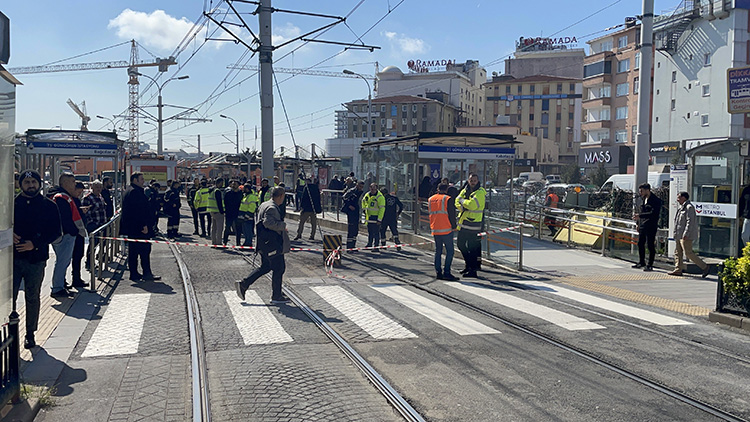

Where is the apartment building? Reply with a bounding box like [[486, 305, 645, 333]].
[[504, 36, 585, 79], [375, 60, 486, 127], [580, 24, 645, 175], [484, 74, 583, 168]]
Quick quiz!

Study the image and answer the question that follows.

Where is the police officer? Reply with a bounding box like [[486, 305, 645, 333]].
[[186, 179, 201, 235], [193, 179, 212, 237], [342, 180, 365, 250], [164, 180, 182, 238], [379, 187, 403, 250], [238, 184, 259, 247], [455, 173, 486, 278], [208, 178, 225, 246], [361, 183, 386, 249]]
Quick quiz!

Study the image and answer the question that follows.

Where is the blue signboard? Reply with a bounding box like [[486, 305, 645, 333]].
[[27, 141, 119, 156], [418, 145, 515, 160], [727, 65, 750, 113]]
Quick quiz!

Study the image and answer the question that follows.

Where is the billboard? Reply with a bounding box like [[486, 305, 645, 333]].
[[727, 65, 750, 113]]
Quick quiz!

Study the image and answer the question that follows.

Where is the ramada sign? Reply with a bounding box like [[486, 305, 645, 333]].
[[407, 59, 455, 73], [520, 36, 578, 47]]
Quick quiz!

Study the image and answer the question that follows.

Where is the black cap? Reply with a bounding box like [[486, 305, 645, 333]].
[[18, 169, 42, 185]]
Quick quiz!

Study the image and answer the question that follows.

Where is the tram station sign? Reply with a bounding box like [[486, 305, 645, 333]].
[[24, 129, 121, 156], [418, 145, 515, 160], [727, 65, 750, 113]]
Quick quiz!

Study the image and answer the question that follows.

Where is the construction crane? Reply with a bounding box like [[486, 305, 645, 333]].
[[227, 64, 375, 81], [66, 98, 90, 131], [7, 40, 177, 152]]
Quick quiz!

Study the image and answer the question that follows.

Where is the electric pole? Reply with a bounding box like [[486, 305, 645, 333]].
[[634, 0, 654, 194]]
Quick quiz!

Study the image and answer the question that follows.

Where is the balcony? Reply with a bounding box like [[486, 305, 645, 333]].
[[581, 120, 611, 131], [582, 96, 611, 108], [583, 74, 612, 88]]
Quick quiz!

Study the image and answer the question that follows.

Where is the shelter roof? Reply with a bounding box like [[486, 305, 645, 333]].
[[360, 131, 518, 148]]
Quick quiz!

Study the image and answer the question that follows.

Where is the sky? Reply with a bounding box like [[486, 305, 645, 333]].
[[3, 0, 679, 156]]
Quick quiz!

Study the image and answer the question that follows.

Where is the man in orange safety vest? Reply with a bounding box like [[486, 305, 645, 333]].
[[429, 183, 458, 280]]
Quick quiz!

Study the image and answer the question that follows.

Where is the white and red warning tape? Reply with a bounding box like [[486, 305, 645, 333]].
[[477, 225, 523, 237]]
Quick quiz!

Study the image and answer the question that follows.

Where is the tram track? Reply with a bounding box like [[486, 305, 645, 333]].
[[352, 255, 748, 422]]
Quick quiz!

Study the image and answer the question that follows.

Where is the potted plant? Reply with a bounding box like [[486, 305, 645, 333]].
[[717, 244, 750, 316]]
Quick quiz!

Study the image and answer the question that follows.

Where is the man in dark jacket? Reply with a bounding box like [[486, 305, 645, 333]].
[[342, 180, 365, 249], [14, 170, 61, 348], [235, 187, 291, 304], [186, 179, 200, 235], [379, 188, 404, 250], [164, 180, 182, 238], [295, 177, 322, 240], [121, 172, 161, 281], [101, 176, 114, 220], [633, 183, 663, 271], [70, 181, 89, 289], [223, 179, 243, 245], [50, 173, 86, 298]]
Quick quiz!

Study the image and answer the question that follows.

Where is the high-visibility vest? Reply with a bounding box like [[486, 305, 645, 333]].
[[429, 194, 453, 236], [546, 193, 559, 208], [194, 187, 210, 212], [239, 192, 259, 214], [361, 191, 385, 223], [206, 188, 223, 213], [455, 186, 486, 231]]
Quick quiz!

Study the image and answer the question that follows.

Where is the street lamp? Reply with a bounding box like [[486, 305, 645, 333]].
[[343, 69, 372, 144], [135, 72, 189, 155], [97, 115, 117, 132], [220, 114, 239, 155]]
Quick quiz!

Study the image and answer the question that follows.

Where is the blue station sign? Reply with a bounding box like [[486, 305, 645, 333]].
[[418, 145, 515, 160]]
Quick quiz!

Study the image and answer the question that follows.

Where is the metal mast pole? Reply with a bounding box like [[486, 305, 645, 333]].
[[634, 0, 654, 190], [259, 0, 274, 180], [157, 93, 163, 155]]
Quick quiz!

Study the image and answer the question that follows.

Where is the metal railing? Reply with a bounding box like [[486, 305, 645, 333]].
[[0, 312, 20, 407], [88, 213, 123, 290], [320, 189, 343, 221]]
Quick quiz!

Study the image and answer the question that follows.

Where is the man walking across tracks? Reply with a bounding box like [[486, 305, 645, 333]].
[[633, 183, 663, 272], [121, 172, 161, 282], [342, 180, 365, 250], [362, 183, 386, 249], [235, 186, 291, 304], [379, 187, 403, 250], [13, 170, 61, 348], [295, 177, 322, 240], [668, 191, 711, 277], [430, 183, 458, 281], [455, 173, 486, 278]]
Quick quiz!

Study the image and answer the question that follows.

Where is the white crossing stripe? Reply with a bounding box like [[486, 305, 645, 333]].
[[311, 286, 417, 339], [82, 293, 151, 357], [446, 282, 605, 331], [510, 280, 693, 326], [370, 284, 500, 336], [224, 291, 294, 345]]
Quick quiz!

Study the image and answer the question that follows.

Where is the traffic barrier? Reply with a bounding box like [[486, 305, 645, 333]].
[[323, 234, 342, 267]]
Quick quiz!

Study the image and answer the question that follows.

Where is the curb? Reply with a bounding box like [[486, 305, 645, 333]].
[[0, 397, 39, 422], [708, 311, 750, 333]]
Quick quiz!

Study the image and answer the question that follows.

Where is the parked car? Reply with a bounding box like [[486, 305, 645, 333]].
[[599, 172, 670, 193], [545, 174, 562, 184], [527, 183, 589, 207]]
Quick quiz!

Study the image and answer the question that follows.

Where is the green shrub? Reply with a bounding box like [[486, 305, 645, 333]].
[[719, 244, 750, 298]]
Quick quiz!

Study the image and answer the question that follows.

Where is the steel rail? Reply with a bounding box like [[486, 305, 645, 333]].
[[171, 244, 212, 422], [238, 253, 425, 422], [356, 259, 747, 422]]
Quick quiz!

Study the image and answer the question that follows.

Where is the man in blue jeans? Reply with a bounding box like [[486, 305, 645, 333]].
[[50, 173, 87, 298], [429, 183, 458, 280]]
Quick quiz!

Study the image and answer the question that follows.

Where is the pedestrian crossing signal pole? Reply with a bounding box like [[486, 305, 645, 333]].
[[259, 0, 274, 182]]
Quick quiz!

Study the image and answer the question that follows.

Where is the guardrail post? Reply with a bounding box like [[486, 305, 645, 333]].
[[89, 234, 96, 289], [538, 205, 543, 240], [517, 224, 524, 271], [601, 226, 607, 256], [567, 210, 572, 247]]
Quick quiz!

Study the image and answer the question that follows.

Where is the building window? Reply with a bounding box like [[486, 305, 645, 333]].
[[569, 112, 574, 120], [617, 59, 630, 73], [616, 83, 629, 97], [702, 84, 710, 96], [556, 112, 561, 120], [401, 118, 407, 125], [517, 85, 522, 93], [635, 52, 641, 69], [530, 85, 535, 93], [701, 114, 709, 126], [633, 77, 640, 94], [380, 118, 385, 126], [615, 130, 627, 143], [584, 60, 612, 78], [704, 53, 711, 66], [600, 108, 610, 120], [506, 85, 511, 93], [391, 105, 398, 116], [671, 99, 676, 110], [616, 107, 628, 120], [557, 83, 563, 92], [672, 71, 677, 83], [529, 114, 535, 121], [402, 105, 407, 111], [412, 105, 418, 112], [353, 105, 359, 112], [530, 99, 535, 106], [381, 105, 386, 112], [542, 99, 549, 110], [541, 113, 549, 124], [570, 83, 575, 91], [618, 35, 627, 48], [600, 85, 611, 97], [599, 40, 613, 51], [632, 125, 637, 142]]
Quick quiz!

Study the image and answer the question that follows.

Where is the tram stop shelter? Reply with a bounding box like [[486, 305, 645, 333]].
[[359, 131, 518, 234], [17, 129, 125, 198]]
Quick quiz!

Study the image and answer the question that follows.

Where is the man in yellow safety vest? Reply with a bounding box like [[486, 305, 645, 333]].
[[455, 173, 485, 278], [193, 179, 212, 237], [361, 183, 385, 248], [238, 184, 259, 247]]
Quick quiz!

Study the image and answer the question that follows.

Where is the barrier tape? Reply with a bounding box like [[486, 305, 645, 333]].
[[477, 225, 523, 237], [325, 246, 342, 275]]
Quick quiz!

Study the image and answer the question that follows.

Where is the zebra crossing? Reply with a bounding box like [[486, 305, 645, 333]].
[[80, 281, 693, 357]]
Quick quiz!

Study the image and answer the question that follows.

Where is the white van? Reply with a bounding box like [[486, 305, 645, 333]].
[[600, 173, 670, 192], [518, 171, 544, 183]]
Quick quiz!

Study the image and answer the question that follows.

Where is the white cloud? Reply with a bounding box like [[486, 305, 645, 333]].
[[108, 9, 194, 51], [272, 23, 302, 46], [382, 31, 428, 55]]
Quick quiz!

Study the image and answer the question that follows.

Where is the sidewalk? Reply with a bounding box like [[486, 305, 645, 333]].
[[1, 249, 124, 422]]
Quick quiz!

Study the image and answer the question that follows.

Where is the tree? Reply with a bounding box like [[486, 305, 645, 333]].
[[561, 163, 581, 184], [591, 162, 610, 188]]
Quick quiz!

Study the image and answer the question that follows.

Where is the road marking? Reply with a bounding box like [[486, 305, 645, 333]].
[[311, 286, 417, 339], [224, 291, 293, 345], [370, 284, 500, 336], [82, 293, 150, 357], [446, 282, 605, 331], [511, 280, 693, 326]]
